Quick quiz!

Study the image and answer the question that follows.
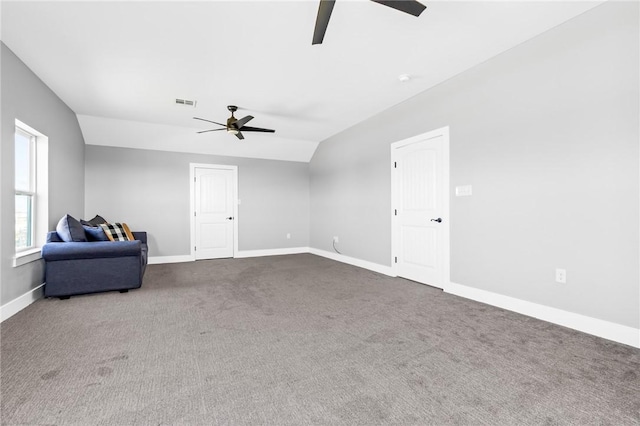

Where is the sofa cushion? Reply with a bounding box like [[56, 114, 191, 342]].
[[100, 223, 135, 242], [80, 215, 108, 227], [83, 225, 109, 241], [56, 214, 87, 242]]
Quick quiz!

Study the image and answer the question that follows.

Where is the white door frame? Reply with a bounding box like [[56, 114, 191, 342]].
[[189, 163, 239, 260], [390, 126, 450, 290]]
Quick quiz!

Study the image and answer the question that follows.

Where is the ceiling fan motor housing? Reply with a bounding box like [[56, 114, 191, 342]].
[[226, 105, 238, 128]]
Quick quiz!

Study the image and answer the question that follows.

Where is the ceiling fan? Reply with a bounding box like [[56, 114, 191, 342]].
[[194, 106, 275, 140], [312, 0, 426, 45]]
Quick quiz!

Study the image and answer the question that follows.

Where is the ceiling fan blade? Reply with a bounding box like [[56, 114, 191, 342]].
[[370, 0, 426, 17], [234, 115, 254, 129], [312, 0, 336, 45], [236, 131, 245, 140], [197, 129, 226, 134], [193, 117, 226, 127], [239, 126, 275, 133]]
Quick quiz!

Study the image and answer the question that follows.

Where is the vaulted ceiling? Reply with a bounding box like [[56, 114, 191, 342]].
[[1, 1, 604, 161]]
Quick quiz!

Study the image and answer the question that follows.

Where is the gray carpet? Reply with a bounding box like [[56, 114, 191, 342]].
[[1, 254, 639, 425]]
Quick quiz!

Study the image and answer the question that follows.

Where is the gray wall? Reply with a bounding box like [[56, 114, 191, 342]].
[[1, 43, 85, 305], [309, 1, 639, 328], [84, 145, 309, 256]]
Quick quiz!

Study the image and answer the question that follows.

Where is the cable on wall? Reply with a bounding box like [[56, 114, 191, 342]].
[[332, 239, 342, 255]]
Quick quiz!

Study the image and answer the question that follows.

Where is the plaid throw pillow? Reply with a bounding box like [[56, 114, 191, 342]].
[[99, 223, 135, 242]]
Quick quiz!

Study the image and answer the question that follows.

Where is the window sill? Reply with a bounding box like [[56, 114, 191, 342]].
[[13, 248, 42, 267]]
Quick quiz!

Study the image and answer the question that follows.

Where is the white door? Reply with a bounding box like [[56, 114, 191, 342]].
[[194, 167, 235, 260], [392, 127, 449, 288]]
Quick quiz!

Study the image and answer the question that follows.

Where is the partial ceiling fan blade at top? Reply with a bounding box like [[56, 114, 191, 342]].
[[193, 117, 226, 127], [369, 0, 426, 17], [312, 0, 336, 45], [239, 126, 275, 133], [234, 115, 254, 129]]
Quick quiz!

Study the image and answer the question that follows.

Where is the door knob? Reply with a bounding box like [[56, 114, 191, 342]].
[[226, 217, 234, 220], [430, 218, 442, 223]]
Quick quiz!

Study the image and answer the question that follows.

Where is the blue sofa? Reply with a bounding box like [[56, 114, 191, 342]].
[[42, 231, 148, 299]]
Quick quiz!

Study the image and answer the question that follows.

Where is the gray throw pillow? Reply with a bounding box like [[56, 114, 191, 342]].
[[80, 215, 108, 227], [83, 225, 109, 241], [56, 214, 87, 242]]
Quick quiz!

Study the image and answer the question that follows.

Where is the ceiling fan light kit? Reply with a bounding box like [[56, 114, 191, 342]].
[[194, 105, 275, 140], [312, 0, 426, 45]]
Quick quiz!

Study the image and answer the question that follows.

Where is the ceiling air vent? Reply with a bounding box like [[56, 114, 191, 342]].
[[175, 98, 197, 107]]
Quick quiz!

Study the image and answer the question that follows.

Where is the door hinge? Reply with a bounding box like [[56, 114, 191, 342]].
[[394, 257, 398, 263], [194, 211, 196, 217], [194, 246, 197, 252], [194, 176, 196, 182], [394, 162, 397, 168], [394, 209, 397, 216]]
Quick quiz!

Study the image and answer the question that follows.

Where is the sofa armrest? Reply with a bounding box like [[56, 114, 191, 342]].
[[42, 240, 142, 261], [132, 231, 147, 244]]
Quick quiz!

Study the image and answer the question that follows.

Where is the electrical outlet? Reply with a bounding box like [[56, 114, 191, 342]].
[[333, 236, 339, 243], [455, 185, 473, 197], [286, 233, 291, 239], [555, 268, 566, 283]]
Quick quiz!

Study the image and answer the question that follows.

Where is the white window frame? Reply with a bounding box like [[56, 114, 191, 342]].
[[15, 127, 36, 252], [13, 120, 48, 267]]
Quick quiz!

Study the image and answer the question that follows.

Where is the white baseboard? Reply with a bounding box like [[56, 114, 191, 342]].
[[1, 283, 45, 322], [150, 248, 310, 264], [236, 247, 310, 258], [148, 255, 194, 265], [446, 281, 640, 348], [309, 248, 395, 277]]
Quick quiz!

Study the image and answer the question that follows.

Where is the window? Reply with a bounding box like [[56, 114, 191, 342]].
[[15, 127, 36, 251], [14, 120, 48, 267]]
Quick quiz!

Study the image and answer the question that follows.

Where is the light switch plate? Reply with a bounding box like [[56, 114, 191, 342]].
[[455, 185, 473, 197]]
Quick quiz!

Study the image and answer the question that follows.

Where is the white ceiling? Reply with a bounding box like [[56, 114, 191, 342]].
[[1, 0, 604, 162]]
